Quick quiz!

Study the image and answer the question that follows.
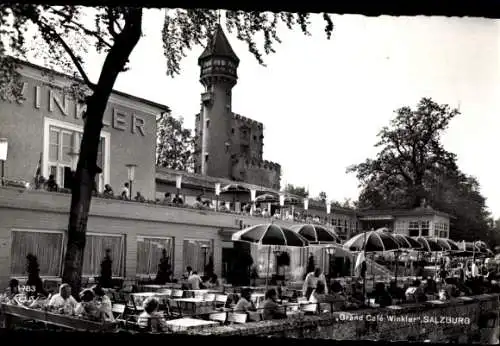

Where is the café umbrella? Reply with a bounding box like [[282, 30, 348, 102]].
[[393, 234, 424, 250], [290, 224, 341, 244], [255, 193, 279, 204], [231, 224, 309, 289], [221, 184, 250, 211], [414, 237, 443, 253], [344, 230, 400, 253]]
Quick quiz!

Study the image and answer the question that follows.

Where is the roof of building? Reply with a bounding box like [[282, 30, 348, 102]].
[[359, 206, 455, 219], [198, 24, 240, 64], [16, 59, 170, 113]]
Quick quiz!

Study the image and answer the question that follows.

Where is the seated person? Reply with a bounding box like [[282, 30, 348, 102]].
[[187, 271, 203, 290], [372, 282, 392, 308], [172, 194, 183, 204], [424, 277, 438, 295], [47, 284, 78, 314], [92, 285, 115, 321], [234, 288, 256, 313], [219, 201, 229, 212], [137, 297, 167, 332], [405, 280, 426, 303], [75, 289, 102, 321], [203, 273, 220, 289], [134, 191, 146, 202], [5, 279, 20, 299], [46, 174, 58, 192], [262, 289, 286, 320], [103, 184, 114, 197], [162, 192, 172, 204], [387, 280, 405, 303], [193, 196, 204, 209]]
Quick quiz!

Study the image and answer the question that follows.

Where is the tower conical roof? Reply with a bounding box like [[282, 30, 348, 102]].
[[198, 24, 240, 64]]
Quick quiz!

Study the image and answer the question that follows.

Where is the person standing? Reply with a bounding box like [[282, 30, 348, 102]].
[[100, 249, 113, 288], [302, 268, 328, 300]]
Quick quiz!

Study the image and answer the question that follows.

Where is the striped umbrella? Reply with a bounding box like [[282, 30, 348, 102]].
[[290, 224, 340, 244], [344, 230, 400, 253], [414, 237, 443, 252], [232, 224, 309, 289]]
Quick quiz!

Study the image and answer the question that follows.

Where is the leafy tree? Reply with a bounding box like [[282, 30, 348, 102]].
[[156, 113, 194, 172], [284, 183, 309, 198], [348, 97, 491, 241], [0, 6, 333, 293], [348, 97, 460, 209]]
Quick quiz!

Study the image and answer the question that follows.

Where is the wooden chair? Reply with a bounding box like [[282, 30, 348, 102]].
[[215, 294, 228, 308], [166, 298, 182, 318], [112, 303, 126, 319], [301, 303, 318, 314], [227, 312, 248, 324], [158, 288, 172, 296], [204, 293, 216, 303], [208, 312, 227, 324], [171, 290, 184, 298]]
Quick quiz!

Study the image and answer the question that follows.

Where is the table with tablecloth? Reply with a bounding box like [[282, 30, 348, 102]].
[[172, 298, 215, 315], [165, 317, 219, 332]]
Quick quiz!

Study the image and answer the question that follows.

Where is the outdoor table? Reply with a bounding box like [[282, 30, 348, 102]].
[[141, 285, 170, 292], [165, 317, 219, 332], [183, 290, 210, 299], [173, 298, 214, 315]]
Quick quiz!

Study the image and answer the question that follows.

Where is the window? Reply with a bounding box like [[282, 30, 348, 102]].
[[420, 221, 430, 237], [205, 154, 209, 162], [231, 128, 235, 134], [183, 239, 213, 274], [253, 135, 257, 141], [136, 237, 174, 277], [44, 119, 109, 192], [435, 223, 449, 238], [82, 233, 125, 278], [408, 221, 420, 237], [206, 120, 210, 128], [10, 230, 64, 277]]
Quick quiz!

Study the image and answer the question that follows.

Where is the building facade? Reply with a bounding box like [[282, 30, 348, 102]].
[[193, 25, 281, 190], [0, 61, 166, 200], [359, 206, 452, 238]]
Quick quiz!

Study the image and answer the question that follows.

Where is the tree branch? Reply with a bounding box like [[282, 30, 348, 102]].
[[33, 16, 96, 90], [48, 8, 113, 49]]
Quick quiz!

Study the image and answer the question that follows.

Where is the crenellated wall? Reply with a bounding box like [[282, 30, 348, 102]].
[[231, 154, 281, 190], [230, 113, 264, 162]]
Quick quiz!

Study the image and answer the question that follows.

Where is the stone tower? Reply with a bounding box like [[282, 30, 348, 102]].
[[195, 24, 239, 178]]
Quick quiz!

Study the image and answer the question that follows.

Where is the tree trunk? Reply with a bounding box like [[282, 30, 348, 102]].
[[61, 9, 143, 296]]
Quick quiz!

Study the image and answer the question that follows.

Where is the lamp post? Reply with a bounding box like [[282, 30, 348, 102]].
[[201, 244, 209, 272], [326, 202, 331, 226], [325, 246, 336, 279], [394, 249, 402, 285], [0, 138, 8, 186], [304, 198, 309, 222], [215, 183, 221, 211], [125, 164, 137, 199], [279, 194, 285, 220]]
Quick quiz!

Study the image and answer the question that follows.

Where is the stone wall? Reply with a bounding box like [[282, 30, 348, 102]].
[[189, 294, 499, 344]]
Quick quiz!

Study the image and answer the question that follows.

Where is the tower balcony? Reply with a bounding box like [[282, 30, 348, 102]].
[[201, 92, 214, 105]]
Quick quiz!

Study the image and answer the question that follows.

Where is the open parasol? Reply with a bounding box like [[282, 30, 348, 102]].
[[290, 224, 341, 244], [232, 224, 309, 289], [344, 230, 400, 253]]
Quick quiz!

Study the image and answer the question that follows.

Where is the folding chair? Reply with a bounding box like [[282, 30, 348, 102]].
[[215, 294, 228, 309], [208, 312, 228, 324], [227, 312, 248, 324]]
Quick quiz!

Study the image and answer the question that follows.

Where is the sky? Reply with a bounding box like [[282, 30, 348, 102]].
[[35, 10, 500, 217]]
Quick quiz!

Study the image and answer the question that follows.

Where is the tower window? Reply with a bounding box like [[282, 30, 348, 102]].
[[231, 128, 235, 135], [253, 135, 257, 141], [205, 154, 209, 162], [206, 120, 210, 128]]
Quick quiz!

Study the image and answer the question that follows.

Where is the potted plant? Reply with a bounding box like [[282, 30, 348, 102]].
[[26, 253, 46, 298]]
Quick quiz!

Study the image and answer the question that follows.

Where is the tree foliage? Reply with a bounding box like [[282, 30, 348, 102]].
[[284, 183, 308, 198], [156, 113, 194, 172], [348, 97, 491, 241], [0, 5, 334, 293]]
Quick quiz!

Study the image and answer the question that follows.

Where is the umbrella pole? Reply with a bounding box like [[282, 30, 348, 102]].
[[362, 231, 367, 305], [266, 246, 271, 291]]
